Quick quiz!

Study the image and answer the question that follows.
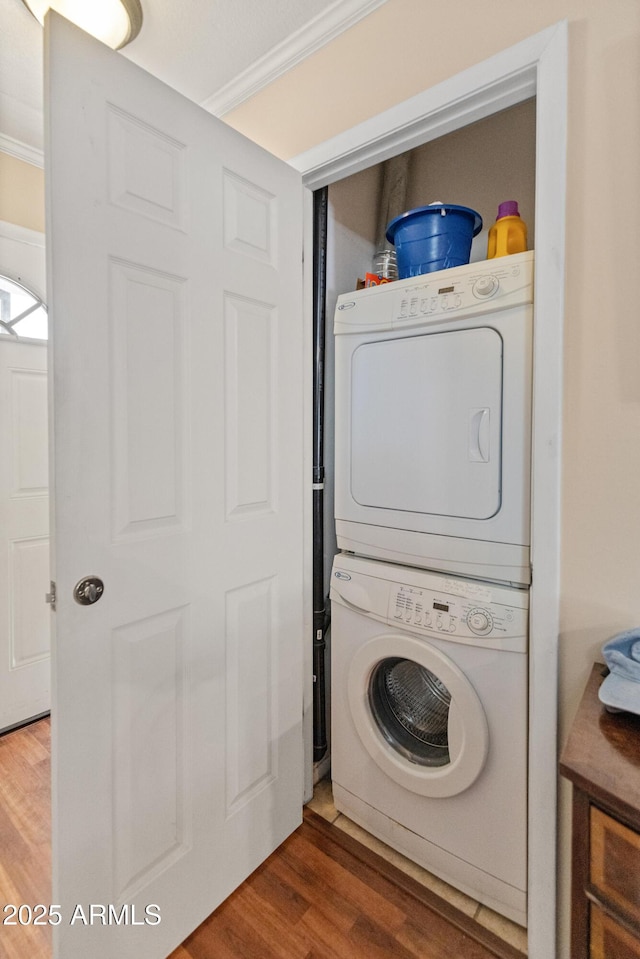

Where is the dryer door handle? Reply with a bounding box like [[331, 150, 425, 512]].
[[468, 407, 490, 463]]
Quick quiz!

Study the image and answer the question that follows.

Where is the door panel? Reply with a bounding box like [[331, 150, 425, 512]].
[[45, 13, 304, 958], [0, 340, 50, 731]]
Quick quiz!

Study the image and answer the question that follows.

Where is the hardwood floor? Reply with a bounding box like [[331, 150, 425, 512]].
[[0, 717, 51, 959], [0, 718, 525, 959], [171, 812, 526, 959]]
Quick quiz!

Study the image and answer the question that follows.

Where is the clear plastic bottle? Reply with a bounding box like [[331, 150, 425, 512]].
[[372, 248, 398, 280], [487, 201, 528, 259]]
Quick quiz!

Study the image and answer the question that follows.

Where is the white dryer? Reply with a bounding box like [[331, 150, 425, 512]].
[[334, 250, 534, 585], [330, 553, 529, 926]]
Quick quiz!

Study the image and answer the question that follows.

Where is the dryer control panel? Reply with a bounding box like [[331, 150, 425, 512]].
[[393, 260, 525, 325], [388, 582, 528, 650], [334, 250, 534, 335]]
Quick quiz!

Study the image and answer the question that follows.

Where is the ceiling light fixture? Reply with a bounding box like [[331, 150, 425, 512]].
[[20, 0, 143, 50]]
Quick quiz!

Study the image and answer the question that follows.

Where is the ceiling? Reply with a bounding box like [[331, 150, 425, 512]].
[[1, 0, 384, 158]]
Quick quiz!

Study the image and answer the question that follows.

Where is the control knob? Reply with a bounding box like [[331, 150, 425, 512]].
[[467, 608, 494, 634], [472, 276, 498, 299]]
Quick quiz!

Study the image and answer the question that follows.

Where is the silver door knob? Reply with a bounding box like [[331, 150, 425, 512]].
[[73, 576, 104, 605]]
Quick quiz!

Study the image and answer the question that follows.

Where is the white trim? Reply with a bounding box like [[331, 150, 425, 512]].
[[294, 22, 567, 959], [290, 24, 561, 184], [200, 0, 388, 117], [0, 219, 46, 248], [0, 133, 45, 169], [526, 23, 567, 958]]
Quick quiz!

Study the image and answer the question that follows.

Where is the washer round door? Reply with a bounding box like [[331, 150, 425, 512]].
[[347, 634, 489, 798]]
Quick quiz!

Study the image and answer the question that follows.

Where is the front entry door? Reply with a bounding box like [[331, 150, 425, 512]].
[[0, 337, 50, 731], [46, 14, 304, 958]]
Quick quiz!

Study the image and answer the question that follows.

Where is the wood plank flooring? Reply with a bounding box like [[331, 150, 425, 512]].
[[0, 718, 525, 959], [0, 717, 52, 959], [171, 812, 526, 959]]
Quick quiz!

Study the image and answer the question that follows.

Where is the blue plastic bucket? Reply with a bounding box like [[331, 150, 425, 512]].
[[386, 203, 483, 278]]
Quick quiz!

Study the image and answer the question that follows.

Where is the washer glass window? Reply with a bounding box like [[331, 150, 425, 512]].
[[368, 657, 451, 767]]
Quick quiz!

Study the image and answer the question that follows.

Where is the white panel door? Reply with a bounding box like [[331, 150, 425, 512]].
[[45, 13, 304, 959], [0, 339, 50, 730]]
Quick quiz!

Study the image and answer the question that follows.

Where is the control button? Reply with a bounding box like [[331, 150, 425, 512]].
[[472, 276, 499, 299], [420, 298, 429, 313], [454, 294, 462, 308], [441, 295, 449, 309], [430, 297, 437, 311], [467, 608, 494, 634], [410, 298, 419, 315], [399, 298, 409, 317]]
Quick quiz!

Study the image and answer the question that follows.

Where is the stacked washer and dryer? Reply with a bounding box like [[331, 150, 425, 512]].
[[330, 250, 534, 927]]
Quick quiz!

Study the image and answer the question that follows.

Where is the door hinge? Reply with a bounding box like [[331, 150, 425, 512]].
[[45, 581, 57, 612]]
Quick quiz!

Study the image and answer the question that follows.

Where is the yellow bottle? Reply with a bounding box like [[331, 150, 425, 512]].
[[487, 200, 528, 258]]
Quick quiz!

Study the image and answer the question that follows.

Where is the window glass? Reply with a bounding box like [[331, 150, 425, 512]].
[[0, 274, 48, 340]]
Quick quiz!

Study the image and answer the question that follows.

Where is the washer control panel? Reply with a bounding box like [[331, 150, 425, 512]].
[[388, 583, 526, 644]]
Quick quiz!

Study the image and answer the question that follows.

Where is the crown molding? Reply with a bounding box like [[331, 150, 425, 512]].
[[0, 133, 44, 169], [200, 0, 388, 117]]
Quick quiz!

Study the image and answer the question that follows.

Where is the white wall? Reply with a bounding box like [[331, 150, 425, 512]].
[[0, 152, 45, 234]]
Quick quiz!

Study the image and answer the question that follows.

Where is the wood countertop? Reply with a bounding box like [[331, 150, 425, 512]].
[[560, 663, 640, 827]]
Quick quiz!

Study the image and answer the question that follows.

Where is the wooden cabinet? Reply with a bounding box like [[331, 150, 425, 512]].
[[560, 665, 640, 958]]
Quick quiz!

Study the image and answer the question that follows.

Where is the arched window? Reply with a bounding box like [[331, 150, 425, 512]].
[[0, 273, 48, 340]]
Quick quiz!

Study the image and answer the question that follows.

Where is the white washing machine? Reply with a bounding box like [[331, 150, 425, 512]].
[[334, 250, 533, 585], [330, 553, 528, 926]]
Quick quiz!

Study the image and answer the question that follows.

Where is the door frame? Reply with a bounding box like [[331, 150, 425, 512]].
[[291, 21, 567, 959]]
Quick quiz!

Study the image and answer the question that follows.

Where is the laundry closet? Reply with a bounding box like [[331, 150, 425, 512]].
[[317, 97, 537, 928], [322, 97, 537, 594]]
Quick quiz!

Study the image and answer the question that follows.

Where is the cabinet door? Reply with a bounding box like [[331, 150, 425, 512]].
[[591, 807, 640, 926], [590, 903, 640, 959]]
